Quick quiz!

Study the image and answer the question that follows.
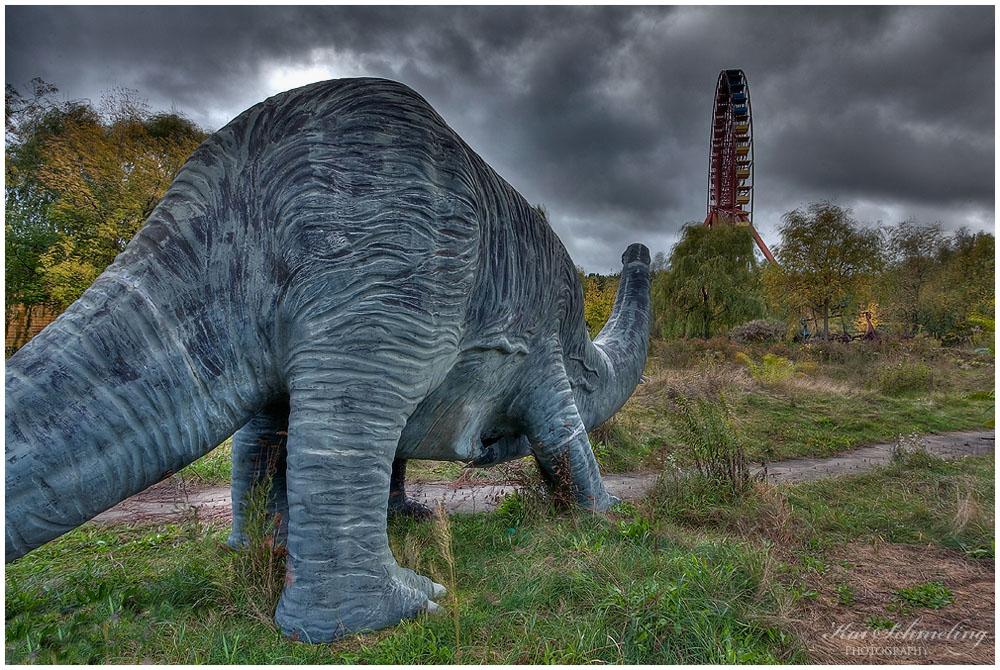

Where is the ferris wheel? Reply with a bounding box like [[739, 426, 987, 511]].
[[703, 69, 774, 262]]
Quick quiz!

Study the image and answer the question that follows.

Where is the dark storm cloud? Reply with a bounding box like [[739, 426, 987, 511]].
[[6, 5, 994, 271]]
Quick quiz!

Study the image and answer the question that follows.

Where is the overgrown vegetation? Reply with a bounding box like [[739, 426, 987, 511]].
[[6, 330, 993, 663], [8, 431, 991, 663], [589, 336, 993, 470], [5, 78, 207, 349], [213, 467, 286, 626]]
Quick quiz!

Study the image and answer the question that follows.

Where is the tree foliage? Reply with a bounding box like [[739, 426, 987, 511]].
[[6, 79, 80, 320], [5, 79, 208, 312], [919, 228, 994, 342], [763, 203, 883, 340], [652, 221, 766, 339], [880, 220, 945, 335], [581, 273, 619, 338]]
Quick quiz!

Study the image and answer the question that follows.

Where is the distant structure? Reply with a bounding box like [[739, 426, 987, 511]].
[[703, 69, 775, 262]]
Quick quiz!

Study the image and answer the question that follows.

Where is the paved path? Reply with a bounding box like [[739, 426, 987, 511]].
[[91, 429, 994, 525]]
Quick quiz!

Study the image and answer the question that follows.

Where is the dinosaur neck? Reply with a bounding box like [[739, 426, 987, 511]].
[[573, 244, 651, 430]]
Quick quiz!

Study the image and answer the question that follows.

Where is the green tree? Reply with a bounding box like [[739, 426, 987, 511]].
[[5, 79, 208, 315], [921, 228, 994, 342], [881, 220, 945, 335], [582, 273, 619, 338], [5, 79, 88, 338], [763, 203, 883, 340], [652, 221, 766, 339]]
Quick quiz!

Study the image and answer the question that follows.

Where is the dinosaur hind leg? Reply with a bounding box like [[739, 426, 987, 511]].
[[388, 459, 433, 521], [228, 399, 290, 548]]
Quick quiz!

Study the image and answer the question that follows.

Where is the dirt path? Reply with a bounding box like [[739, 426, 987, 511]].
[[91, 429, 994, 525]]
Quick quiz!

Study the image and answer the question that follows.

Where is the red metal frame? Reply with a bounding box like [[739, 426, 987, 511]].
[[703, 69, 775, 263]]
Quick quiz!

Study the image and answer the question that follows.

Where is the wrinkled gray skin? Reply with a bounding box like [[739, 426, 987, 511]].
[[6, 78, 651, 642]]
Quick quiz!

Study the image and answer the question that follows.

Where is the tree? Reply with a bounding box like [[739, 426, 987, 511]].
[[763, 203, 883, 340], [5, 79, 89, 336], [652, 221, 767, 339], [881, 220, 945, 334], [5, 79, 208, 314], [581, 273, 619, 338], [920, 228, 994, 342]]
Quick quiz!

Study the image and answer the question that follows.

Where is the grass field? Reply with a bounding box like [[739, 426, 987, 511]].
[[181, 336, 994, 485], [5, 450, 992, 663], [5, 336, 995, 663]]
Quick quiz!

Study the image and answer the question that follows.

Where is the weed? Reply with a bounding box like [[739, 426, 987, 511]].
[[864, 614, 895, 630], [886, 602, 914, 617], [494, 491, 531, 527], [491, 458, 556, 525], [666, 394, 761, 495], [834, 583, 855, 606], [956, 539, 994, 560], [801, 555, 828, 574], [735, 352, 802, 385], [894, 581, 955, 610], [890, 432, 928, 464], [213, 467, 286, 627], [616, 515, 654, 545], [786, 579, 819, 603], [431, 502, 461, 662]]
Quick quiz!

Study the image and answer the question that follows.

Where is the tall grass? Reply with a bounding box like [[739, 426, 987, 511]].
[[666, 393, 760, 493], [431, 503, 460, 662], [213, 467, 285, 626]]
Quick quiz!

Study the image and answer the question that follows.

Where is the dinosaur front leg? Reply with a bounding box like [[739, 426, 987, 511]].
[[387, 459, 433, 520], [228, 400, 290, 548], [524, 341, 617, 511], [275, 371, 444, 642]]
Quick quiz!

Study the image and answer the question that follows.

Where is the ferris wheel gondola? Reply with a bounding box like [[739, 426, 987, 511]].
[[703, 69, 774, 262]]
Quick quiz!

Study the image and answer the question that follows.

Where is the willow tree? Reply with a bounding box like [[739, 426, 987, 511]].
[[652, 221, 766, 339]]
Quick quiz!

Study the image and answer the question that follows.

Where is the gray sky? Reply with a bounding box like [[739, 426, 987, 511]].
[[6, 4, 995, 272]]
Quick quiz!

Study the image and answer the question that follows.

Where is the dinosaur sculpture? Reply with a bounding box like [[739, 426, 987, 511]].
[[6, 78, 651, 642]]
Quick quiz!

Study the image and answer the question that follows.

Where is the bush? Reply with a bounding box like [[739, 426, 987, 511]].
[[876, 359, 934, 395], [730, 320, 786, 344], [735, 352, 802, 386], [666, 394, 761, 495]]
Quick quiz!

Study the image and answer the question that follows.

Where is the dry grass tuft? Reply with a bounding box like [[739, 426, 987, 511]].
[[432, 502, 461, 661], [635, 365, 753, 405], [736, 483, 801, 547], [213, 475, 286, 628], [950, 479, 985, 535]]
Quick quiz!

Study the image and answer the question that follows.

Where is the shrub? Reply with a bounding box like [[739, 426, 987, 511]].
[[876, 359, 934, 395], [730, 319, 786, 344], [666, 394, 761, 495], [735, 352, 800, 385]]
